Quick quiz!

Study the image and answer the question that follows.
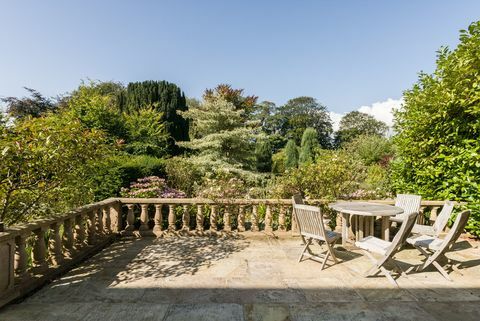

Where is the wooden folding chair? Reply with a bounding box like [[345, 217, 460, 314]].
[[411, 201, 454, 236], [355, 211, 418, 286], [292, 194, 331, 227], [390, 194, 422, 223], [293, 204, 341, 270], [407, 210, 470, 281]]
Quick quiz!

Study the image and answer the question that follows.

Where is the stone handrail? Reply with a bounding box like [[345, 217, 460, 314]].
[[115, 198, 453, 237], [0, 198, 121, 308], [0, 197, 453, 308]]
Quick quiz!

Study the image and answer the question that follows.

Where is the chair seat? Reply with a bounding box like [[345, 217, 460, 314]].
[[411, 224, 435, 236], [355, 236, 391, 255], [407, 234, 444, 251], [303, 230, 340, 243]]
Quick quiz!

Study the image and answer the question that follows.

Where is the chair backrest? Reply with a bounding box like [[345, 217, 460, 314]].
[[426, 210, 471, 267], [395, 194, 422, 219], [432, 201, 455, 236], [293, 204, 328, 241], [378, 211, 418, 266], [292, 194, 304, 205]]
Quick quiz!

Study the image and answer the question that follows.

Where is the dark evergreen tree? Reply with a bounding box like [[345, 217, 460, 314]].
[[119, 81, 189, 152], [255, 140, 272, 172], [284, 139, 299, 169]]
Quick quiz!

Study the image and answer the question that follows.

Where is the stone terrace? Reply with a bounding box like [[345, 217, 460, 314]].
[[1, 234, 479, 321]]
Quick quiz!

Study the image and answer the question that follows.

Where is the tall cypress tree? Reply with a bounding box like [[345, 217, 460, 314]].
[[284, 139, 299, 169], [299, 127, 319, 165]]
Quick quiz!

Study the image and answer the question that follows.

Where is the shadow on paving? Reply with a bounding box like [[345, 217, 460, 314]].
[[0, 236, 479, 321]]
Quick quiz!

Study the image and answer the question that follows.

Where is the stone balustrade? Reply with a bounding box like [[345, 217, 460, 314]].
[[0, 198, 120, 308], [116, 198, 451, 236], [0, 197, 452, 308]]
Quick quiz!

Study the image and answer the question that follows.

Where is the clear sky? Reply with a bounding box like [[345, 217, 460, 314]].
[[1, 0, 479, 119]]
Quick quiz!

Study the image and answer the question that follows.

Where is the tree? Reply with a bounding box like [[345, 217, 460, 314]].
[[274, 96, 333, 148], [255, 140, 272, 172], [1, 87, 57, 118], [334, 111, 388, 146], [299, 127, 319, 165], [178, 95, 259, 173], [284, 139, 299, 169], [119, 80, 189, 148], [343, 135, 395, 166], [0, 113, 110, 225], [204, 84, 257, 116], [392, 21, 480, 236]]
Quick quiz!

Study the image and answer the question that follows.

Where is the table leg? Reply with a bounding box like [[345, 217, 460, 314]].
[[342, 213, 348, 247], [381, 216, 390, 241], [358, 216, 364, 241], [370, 216, 375, 237]]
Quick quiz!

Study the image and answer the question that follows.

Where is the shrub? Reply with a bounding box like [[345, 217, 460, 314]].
[[284, 139, 298, 169], [165, 157, 205, 197], [120, 176, 186, 198], [255, 140, 272, 172], [298, 127, 319, 165], [116, 155, 166, 187], [272, 150, 286, 174]]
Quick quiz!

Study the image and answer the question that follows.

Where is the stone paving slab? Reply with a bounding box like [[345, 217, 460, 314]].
[[0, 234, 479, 320]]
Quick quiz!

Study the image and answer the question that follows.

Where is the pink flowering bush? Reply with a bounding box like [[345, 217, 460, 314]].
[[120, 176, 186, 198]]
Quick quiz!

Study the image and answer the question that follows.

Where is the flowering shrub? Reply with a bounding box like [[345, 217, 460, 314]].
[[120, 176, 186, 198]]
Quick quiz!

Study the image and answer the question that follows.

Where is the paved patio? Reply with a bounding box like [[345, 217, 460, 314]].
[[1, 234, 479, 321]]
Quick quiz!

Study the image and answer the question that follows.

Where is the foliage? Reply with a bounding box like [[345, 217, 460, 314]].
[[179, 92, 260, 173], [271, 96, 333, 148], [120, 176, 185, 198], [284, 139, 299, 169], [255, 140, 272, 172], [119, 80, 189, 145], [123, 108, 169, 157], [360, 164, 392, 199], [204, 84, 258, 116], [334, 111, 388, 146], [0, 113, 110, 225], [392, 21, 480, 236], [64, 81, 127, 140], [1, 87, 57, 119], [298, 128, 319, 165], [271, 150, 286, 174], [272, 150, 365, 200], [115, 154, 166, 188], [165, 157, 205, 197], [344, 135, 395, 166]]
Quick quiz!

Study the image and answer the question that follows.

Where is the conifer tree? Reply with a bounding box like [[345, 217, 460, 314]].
[[299, 127, 319, 165], [284, 139, 299, 169], [255, 140, 272, 172]]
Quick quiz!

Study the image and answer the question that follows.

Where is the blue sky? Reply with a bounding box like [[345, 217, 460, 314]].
[[1, 0, 479, 121]]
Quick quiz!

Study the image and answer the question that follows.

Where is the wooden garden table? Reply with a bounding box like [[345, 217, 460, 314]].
[[329, 201, 404, 247]]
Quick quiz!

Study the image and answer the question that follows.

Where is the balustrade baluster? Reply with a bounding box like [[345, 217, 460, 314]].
[[223, 206, 231, 232], [49, 222, 63, 266], [103, 207, 111, 234], [168, 205, 176, 231], [139, 204, 149, 231], [251, 205, 259, 232], [63, 218, 74, 258], [87, 210, 96, 244], [196, 205, 204, 232], [291, 205, 299, 235], [182, 205, 190, 231], [32, 227, 47, 270], [430, 206, 439, 224], [125, 204, 135, 231], [14, 234, 29, 279], [153, 204, 163, 235], [109, 202, 122, 232], [74, 214, 86, 250], [96, 208, 104, 236], [209, 205, 217, 231], [237, 205, 246, 232], [278, 206, 286, 231], [264, 205, 273, 232]]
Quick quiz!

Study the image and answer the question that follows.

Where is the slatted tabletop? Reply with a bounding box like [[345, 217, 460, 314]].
[[329, 201, 404, 217]]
